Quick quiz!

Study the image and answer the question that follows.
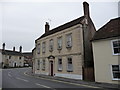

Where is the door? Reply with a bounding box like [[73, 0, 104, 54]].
[[50, 61, 53, 76]]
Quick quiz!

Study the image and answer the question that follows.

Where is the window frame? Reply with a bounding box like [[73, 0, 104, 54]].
[[66, 33, 72, 48], [67, 57, 73, 72], [42, 42, 46, 53], [57, 37, 62, 50], [111, 39, 120, 55], [58, 57, 62, 71], [37, 43, 40, 54], [49, 39, 54, 52], [111, 65, 120, 80], [42, 59, 45, 70]]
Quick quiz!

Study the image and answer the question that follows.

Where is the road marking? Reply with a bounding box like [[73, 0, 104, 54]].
[[24, 71, 101, 89], [8, 72, 12, 77], [35, 83, 51, 88], [16, 77, 29, 82]]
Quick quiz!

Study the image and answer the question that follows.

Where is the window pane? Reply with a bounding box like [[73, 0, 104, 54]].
[[113, 72, 120, 78], [114, 48, 119, 54], [112, 65, 119, 71]]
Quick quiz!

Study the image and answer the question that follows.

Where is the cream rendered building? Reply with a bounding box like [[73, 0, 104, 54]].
[[1, 43, 24, 68], [33, 2, 96, 80], [92, 17, 120, 84]]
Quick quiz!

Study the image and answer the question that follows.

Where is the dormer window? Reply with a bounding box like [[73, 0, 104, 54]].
[[66, 33, 72, 48], [49, 39, 54, 52], [57, 37, 62, 50]]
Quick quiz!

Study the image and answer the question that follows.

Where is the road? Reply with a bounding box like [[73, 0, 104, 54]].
[[2, 68, 101, 89]]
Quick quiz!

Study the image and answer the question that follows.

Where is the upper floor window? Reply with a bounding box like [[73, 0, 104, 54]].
[[37, 43, 40, 54], [49, 39, 54, 52], [58, 57, 62, 71], [111, 40, 120, 55], [66, 33, 72, 48], [42, 42, 46, 53], [57, 37, 62, 50], [67, 57, 73, 72], [111, 65, 120, 80]]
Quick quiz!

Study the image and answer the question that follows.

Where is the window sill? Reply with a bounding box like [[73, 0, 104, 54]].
[[112, 53, 120, 56], [112, 79, 120, 81], [58, 69, 62, 72], [67, 70, 73, 72]]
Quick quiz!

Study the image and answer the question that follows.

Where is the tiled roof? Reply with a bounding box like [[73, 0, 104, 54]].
[[1, 49, 23, 56], [92, 17, 120, 41], [36, 16, 85, 41]]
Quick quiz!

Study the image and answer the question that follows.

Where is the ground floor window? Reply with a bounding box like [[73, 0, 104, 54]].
[[67, 57, 73, 72], [42, 59, 45, 71], [37, 60, 40, 70], [58, 57, 62, 71], [111, 65, 120, 80]]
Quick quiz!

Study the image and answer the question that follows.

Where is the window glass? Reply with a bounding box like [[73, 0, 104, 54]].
[[112, 65, 120, 79]]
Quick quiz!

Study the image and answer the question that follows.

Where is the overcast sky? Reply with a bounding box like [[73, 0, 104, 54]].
[[0, 0, 119, 52]]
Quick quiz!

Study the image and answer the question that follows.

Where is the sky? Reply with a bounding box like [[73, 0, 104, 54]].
[[0, 0, 119, 52]]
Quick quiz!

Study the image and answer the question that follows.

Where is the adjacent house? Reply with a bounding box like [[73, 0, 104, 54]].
[[92, 17, 120, 84], [22, 52, 33, 67], [1, 43, 24, 68], [0, 49, 2, 68], [33, 2, 96, 81]]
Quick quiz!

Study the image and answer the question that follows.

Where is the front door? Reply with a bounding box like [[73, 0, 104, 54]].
[[50, 61, 53, 76]]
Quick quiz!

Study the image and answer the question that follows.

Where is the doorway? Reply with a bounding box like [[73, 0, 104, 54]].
[[50, 61, 53, 76]]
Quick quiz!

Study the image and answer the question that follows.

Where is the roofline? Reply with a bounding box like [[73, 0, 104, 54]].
[[35, 16, 85, 41]]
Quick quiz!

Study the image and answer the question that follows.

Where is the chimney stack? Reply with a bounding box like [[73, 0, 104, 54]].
[[83, 2, 90, 18], [13, 47, 15, 51], [19, 46, 22, 53], [45, 22, 50, 33], [2, 43, 5, 50]]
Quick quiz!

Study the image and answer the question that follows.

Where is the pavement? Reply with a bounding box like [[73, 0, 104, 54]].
[[25, 69, 119, 90]]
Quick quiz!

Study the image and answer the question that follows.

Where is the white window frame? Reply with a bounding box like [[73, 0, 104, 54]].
[[111, 39, 120, 55], [58, 57, 62, 71], [67, 57, 73, 72], [37, 43, 40, 54], [57, 37, 62, 50], [111, 64, 120, 80], [49, 39, 54, 52], [66, 33, 72, 48], [42, 42, 46, 53]]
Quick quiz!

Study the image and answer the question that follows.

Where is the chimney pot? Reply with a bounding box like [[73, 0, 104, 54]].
[[45, 22, 50, 33], [2, 43, 5, 50], [19, 46, 22, 53], [13, 47, 15, 51]]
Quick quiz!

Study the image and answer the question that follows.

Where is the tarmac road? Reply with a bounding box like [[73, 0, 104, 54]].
[[2, 68, 101, 89]]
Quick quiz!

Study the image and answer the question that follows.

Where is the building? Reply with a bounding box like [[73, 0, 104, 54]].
[[1, 43, 24, 68], [0, 49, 2, 68], [22, 52, 33, 67], [33, 2, 96, 80], [92, 17, 120, 84]]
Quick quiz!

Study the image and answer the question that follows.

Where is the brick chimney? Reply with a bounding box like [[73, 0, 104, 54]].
[[13, 47, 15, 51], [19, 46, 22, 53], [83, 2, 90, 18], [45, 22, 49, 33], [2, 43, 5, 50]]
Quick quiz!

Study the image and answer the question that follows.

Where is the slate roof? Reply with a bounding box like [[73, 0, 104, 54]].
[[1, 49, 23, 56], [92, 17, 120, 41], [36, 16, 85, 41], [22, 52, 32, 56]]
